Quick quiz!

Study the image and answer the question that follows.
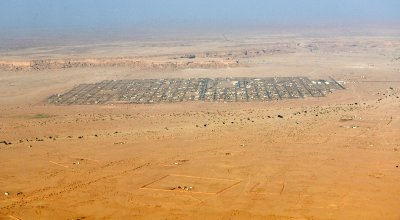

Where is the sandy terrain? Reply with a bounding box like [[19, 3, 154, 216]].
[[0, 29, 400, 219]]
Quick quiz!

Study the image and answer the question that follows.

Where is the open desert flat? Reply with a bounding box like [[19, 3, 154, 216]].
[[1, 1, 400, 219]]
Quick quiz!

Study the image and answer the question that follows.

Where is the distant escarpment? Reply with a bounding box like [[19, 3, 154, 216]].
[[0, 57, 241, 72]]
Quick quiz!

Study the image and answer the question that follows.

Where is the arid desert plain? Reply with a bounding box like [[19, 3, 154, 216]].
[[0, 29, 400, 219]]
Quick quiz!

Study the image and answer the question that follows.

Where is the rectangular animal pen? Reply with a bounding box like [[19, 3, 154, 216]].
[[141, 174, 241, 195]]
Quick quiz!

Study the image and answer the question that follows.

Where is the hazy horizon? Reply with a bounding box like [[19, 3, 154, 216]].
[[1, 0, 399, 31], [0, 0, 399, 49]]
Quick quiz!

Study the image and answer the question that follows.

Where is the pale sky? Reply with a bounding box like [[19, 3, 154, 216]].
[[0, 0, 399, 30]]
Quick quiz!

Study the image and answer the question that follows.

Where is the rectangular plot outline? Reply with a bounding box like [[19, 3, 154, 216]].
[[140, 174, 241, 195], [249, 181, 286, 195]]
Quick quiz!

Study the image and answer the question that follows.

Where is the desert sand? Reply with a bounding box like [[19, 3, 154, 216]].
[[0, 29, 400, 220]]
